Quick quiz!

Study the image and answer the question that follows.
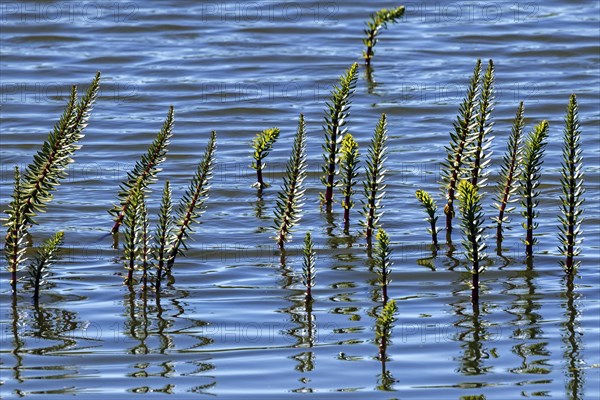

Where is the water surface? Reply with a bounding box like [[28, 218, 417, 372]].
[[1, 1, 599, 399]]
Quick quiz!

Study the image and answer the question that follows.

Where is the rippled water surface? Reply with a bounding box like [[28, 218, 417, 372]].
[[1, 1, 599, 399]]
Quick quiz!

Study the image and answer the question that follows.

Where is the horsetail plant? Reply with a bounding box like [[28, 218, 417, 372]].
[[441, 60, 481, 240], [302, 232, 316, 301], [375, 299, 397, 361], [321, 63, 358, 208], [28, 231, 64, 303], [123, 188, 143, 285], [274, 115, 307, 249], [340, 133, 360, 231], [361, 113, 388, 245], [166, 131, 217, 272], [251, 127, 280, 189], [138, 198, 151, 291], [520, 120, 549, 258], [457, 180, 487, 303], [374, 228, 392, 304], [362, 7, 405, 66], [21, 72, 100, 227], [5, 167, 26, 294], [4, 73, 100, 293], [492, 102, 525, 243], [153, 181, 174, 292], [415, 189, 439, 245], [470, 59, 495, 189], [110, 106, 174, 234], [558, 95, 584, 271]]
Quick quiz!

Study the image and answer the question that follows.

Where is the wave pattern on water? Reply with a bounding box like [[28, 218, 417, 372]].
[[0, 1, 599, 399]]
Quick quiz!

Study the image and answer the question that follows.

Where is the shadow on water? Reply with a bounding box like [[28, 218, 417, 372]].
[[505, 258, 552, 395], [8, 292, 90, 396], [417, 244, 438, 271], [122, 284, 216, 394], [375, 322, 396, 392], [253, 188, 270, 234], [10, 295, 24, 384], [365, 64, 377, 95], [290, 299, 316, 393], [278, 249, 319, 393], [451, 283, 493, 376], [443, 242, 460, 272], [562, 270, 584, 400]]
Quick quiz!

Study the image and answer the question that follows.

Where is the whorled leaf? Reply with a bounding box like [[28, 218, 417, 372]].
[[520, 120, 549, 257], [28, 231, 64, 302], [492, 102, 525, 242], [153, 180, 174, 290], [302, 232, 316, 300], [441, 60, 481, 237], [110, 106, 174, 234], [457, 180, 487, 274], [22, 72, 101, 226], [375, 298, 397, 345], [339, 133, 360, 228], [321, 63, 358, 207], [4, 167, 27, 292], [558, 94, 584, 270], [374, 228, 392, 304], [123, 187, 144, 285], [274, 115, 307, 249], [167, 130, 217, 272], [361, 113, 388, 243], [251, 127, 280, 189], [415, 189, 439, 245], [470, 59, 495, 189], [363, 6, 405, 65]]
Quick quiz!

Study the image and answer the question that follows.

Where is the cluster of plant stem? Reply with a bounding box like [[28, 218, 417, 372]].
[[440, 60, 482, 239], [415, 59, 585, 301], [416, 60, 583, 304], [362, 6, 405, 66], [1, 12, 587, 393], [4, 72, 100, 296], [470, 60, 495, 189], [116, 118, 217, 292], [320, 63, 358, 208], [2, 16, 586, 316]]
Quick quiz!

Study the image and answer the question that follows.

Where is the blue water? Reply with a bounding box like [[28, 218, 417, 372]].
[[0, 1, 599, 399]]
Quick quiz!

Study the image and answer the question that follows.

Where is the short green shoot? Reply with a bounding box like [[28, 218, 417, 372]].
[[363, 7, 405, 65], [28, 231, 64, 303], [302, 232, 316, 301], [251, 127, 280, 189], [415, 189, 439, 245], [374, 229, 392, 304], [340, 133, 360, 231]]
